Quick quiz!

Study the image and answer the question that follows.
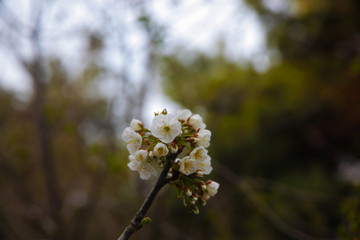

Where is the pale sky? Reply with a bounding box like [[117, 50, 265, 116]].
[[0, 0, 267, 124]]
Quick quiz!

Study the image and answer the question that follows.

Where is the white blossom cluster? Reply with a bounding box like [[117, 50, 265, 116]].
[[122, 109, 219, 214]]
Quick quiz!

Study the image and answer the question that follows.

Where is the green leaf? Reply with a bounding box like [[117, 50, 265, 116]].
[[141, 217, 152, 226]]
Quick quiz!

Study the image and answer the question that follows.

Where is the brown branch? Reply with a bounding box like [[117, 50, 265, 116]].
[[117, 159, 173, 240]]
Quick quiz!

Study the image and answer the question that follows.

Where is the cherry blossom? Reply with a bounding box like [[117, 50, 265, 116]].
[[153, 142, 169, 158], [122, 109, 219, 215], [195, 129, 211, 148], [150, 113, 182, 143], [178, 156, 197, 175], [189, 114, 206, 131], [128, 150, 156, 180], [122, 127, 142, 154]]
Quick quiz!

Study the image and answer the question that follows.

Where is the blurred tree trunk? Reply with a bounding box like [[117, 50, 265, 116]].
[[27, 7, 64, 239]]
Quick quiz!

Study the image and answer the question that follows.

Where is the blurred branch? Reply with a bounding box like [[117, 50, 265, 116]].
[[70, 162, 107, 239], [0, 153, 49, 237], [27, 4, 64, 239], [216, 162, 335, 240], [247, 176, 333, 202], [0, 1, 32, 38], [134, 3, 156, 119]]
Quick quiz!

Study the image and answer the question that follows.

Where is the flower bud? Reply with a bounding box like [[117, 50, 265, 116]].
[[149, 151, 155, 160], [170, 144, 178, 154], [196, 170, 203, 178], [185, 188, 192, 197], [141, 217, 152, 226], [191, 206, 199, 215], [206, 181, 220, 197], [153, 143, 169, 158], [201, 194, 210, 201], [199, 198, 207, 206], [183, 197, 187, 207], [130, 119, 143, 131]]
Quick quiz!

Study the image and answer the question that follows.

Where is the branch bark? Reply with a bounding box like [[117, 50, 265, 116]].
[[117, 160, 172, 240]]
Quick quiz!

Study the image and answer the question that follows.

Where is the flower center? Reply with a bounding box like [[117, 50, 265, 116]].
[[194, 150, 201, 160], [164, 126, 171, 132], [184, 161, 192, 170]]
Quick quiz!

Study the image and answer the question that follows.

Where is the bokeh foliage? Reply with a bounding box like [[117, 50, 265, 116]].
[[159, 0, 360, 239], [0, 56, 138, 239]]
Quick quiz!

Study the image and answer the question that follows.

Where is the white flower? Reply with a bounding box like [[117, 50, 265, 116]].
[[177, 109, 192, 121], [190, 147, 212, 174], [190, 146, 209, 162], [195, 129, 211, 148], [153, 142, 169, 158], [198, 158, 212, 175], [122, 127, 142, 154], [206, 181, 219, 197], [178, 156, 197, 175], [130, 119, 143, 131], [189, 114, 206, 131], [150, 113, 182, 143], [128, 150, 156, 180]]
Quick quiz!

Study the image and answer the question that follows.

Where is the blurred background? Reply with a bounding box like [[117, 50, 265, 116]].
[[0, 0, 360, 239]]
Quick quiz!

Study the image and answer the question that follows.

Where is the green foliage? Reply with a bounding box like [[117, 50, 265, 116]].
[[158, 0, 360, 238], [0, 57, 132, 239], [338, 186, 360, 239]]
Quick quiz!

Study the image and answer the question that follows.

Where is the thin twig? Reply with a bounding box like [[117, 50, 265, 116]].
[[246, 176, 332, 202], [117, 158, 173, 240]]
